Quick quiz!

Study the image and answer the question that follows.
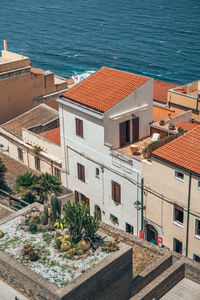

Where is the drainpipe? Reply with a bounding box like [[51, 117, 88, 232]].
[[141, 178, 144, 231], [186, 173, 192, 257]]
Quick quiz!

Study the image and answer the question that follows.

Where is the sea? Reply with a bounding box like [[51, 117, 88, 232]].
[[0, 0, 200, 84]]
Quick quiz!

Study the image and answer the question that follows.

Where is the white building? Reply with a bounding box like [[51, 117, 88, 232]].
[[58, 67, 153, 235]]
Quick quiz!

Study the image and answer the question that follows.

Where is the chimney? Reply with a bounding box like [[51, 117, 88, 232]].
[[3, 40, 8, 51]]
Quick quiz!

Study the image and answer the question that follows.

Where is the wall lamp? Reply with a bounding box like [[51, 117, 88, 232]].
[[134, 200, 142, 210]]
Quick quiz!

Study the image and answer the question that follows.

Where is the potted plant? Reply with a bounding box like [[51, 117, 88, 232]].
[[168, 123, 175, 130], [178, 126, 184, 133], [159, 120, 165, 126], [142, 147, 148, 159]]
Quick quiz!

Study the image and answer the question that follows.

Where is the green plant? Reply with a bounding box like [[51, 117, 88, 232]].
[[178, 126, 184, 132], [23, 244, 33, 255], [159, 120, 165, 126], [54, 237, 62, 250], [41, 214, 48, 225], [32, 145, 42, 155], [110, 214, 119, 225], [168, 123, 175, 130], [44, 204, 48, 221], [0, 157, 9, 191], [32, 216, 41, 224], [78, 240, 90, 251], [0, 230, 4, 238], [77, 249, 84, 256], [37, 173, 62, 203], [63, 201, 89, 243], [50, 193, 61, 222], [28, 223, 38, 234], [61, 241, 71, 251], [14, 172, 38, 203], [84, 212, 99, 241], [65, 248, 76, 259]]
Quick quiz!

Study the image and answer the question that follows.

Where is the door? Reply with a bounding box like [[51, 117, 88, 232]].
[[119, 120, 130, 147], [119, 121, 126, 147], [146, 224, 158, 244], [132, 117, 139, 143], [95, 205, 102, 221]]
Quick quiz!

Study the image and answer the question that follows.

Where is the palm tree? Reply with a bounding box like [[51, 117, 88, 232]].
[[14, 172, 38, 203], [0, 157, 9, 191], [37, 172, 62, 203]]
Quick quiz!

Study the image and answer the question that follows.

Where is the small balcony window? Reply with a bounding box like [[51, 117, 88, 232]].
[[18, 148, 23, 161]]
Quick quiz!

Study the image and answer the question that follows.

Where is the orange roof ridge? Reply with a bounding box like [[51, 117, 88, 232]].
[[152, 125, 200, 175], [62, 67, 150, 112]]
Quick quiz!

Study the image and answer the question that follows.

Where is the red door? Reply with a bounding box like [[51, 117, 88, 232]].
[[132, 117, 139, 143]]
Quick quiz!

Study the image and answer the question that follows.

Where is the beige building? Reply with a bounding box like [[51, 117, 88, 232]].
[[0, 40, 68, 124], [142, 125, 200, 261], [168, 80, 200, 122], [0, 104, 64, 183]]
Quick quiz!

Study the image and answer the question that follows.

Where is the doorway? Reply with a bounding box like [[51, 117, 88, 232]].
[[146, 224, 158, 244], [173, 238, 183, 254], [94, 205, 102, 221], [119, 120, 130, 147], [132, 117, 139, 143]]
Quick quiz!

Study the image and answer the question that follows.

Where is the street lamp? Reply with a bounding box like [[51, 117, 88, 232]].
[[134, 200, 142, 210]]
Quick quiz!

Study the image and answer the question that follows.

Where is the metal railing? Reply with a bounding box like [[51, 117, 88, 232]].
[[0, 189, 29, 210]]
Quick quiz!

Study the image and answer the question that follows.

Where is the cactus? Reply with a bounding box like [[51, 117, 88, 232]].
[[44, 205, 48, 222], [61, 241, 71, 252], [78, 240, 90, 251], [41, 214, 48, 225], [50, 193, 61, 222], [23, 244, 33, 255], [28, 223, 38, 234], [28, 250, 38, 261], [64, 248, 75, 259], [54, 237, 62, 249], [0, 230, 4, 238]]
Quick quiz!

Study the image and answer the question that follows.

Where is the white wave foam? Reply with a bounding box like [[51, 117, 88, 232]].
[[72, 70, 95, 84]]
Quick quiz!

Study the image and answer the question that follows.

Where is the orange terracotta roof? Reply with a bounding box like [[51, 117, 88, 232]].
[[30, 68, 43, 75], [63, 67, 150, 112], [153, 105, 176, 122], [40, 128, 60, 146], [154, 79, 177, 104], [152, 125, 200, 175], [175, 123, 199, 131]]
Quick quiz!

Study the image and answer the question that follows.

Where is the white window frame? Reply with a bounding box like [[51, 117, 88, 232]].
[[174, 169, 185, 183], [194, 218, 200, 240], [172, 203, 184, 228]]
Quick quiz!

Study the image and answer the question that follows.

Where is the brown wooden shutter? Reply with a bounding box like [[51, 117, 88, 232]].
[[76, 118, 79, 135], [77, 163, 81, 179], [132, 117, 139, 143], [81, 165, 85, 182], [80, 119, 83, 137], [112, 181, 115, 200], [115, 183, 121, 203], [75, 191, 79, 203], [119, 122, 126, 147]]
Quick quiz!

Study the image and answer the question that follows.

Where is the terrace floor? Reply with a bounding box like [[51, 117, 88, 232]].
[[161, 278, 200, 300], [117, 136, 152, 160]]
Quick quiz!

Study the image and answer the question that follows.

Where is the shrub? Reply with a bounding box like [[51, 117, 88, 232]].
[[159, 120, 165, 126], [84, 212, 99, 241], [29, 223, 38, 234]]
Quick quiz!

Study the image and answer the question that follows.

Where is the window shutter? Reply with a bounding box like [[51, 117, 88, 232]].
[[82, 165, 85, 182], [115, 183, 121, 203], [112, 181, 115, 200], [77, 163, 81, 179], [76, 118, 79, 135], [80, 119, 83, 137], [75, 191, 79, 203]]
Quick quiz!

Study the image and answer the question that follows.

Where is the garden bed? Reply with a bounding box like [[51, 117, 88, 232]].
[[0, 208, 111, 287]]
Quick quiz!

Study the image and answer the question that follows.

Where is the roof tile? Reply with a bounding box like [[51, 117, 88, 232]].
[[63, 67, 150, 112], [154, 79, 177, 104]]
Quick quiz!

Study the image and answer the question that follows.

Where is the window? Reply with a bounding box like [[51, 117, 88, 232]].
[[173, 238, 183, 254], [35, 157, 40, 170], [77, 163, 85, 182], [195, 219, 200, 237], [75, 118, 83, 137], [75, 191, 89, 207], [197, 181, 200, 190], [174, 204, 184, 225], [193, 254, 200, 263], [18, 148, 23, 161], [54, 167, 61, 181], [112, 181, 121, 203], [96, 168, 99, 178], [174, 170, 184, 182], [126, 223, 134, 234]]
